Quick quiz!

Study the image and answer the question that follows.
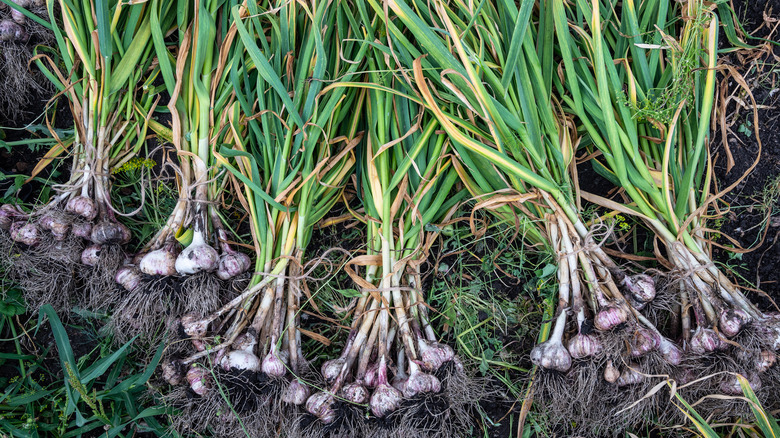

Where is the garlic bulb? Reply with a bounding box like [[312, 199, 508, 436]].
[[369, 356, 402, 418], [186, 367, 211, 396], [91, 220, 131, 245], [65, 196, 96, 221], [306, 392, 336, 424], [321, 358, 345, 384], [180, 313, 209, 338], [261, 344, 288, 377], [720, 373, 761, 395], [221, 333, 261, 372], [71, 222, 92, 239], [81, 244, 102, 266], [417, 338, 456, 372], [0, 204, 23, 229], [531, 340, 572, 372], [161, 360, 184, 385], [341, 381, 370, 404], [217, 251, 251, 280], [175, 232, 219, 275], [0, 20, 26, 42], [622, 274, 656, 303], [689, 327, 722, 354], [604, 360, 620, 383], [756, 350, 776, 373], [617, 364, 644, 387], [658, 337, 683, 366], [567, 333, 603, 359], [402, 360, 441, 397], [719, 308, 750, 338], [282, 379, 310, 405], [630, 327, 660, 357], [530, 311, 571, 372], [10, 222, 40, 246], [594, 306, 628, 331], [139, 243, 179, 276], [115, 265, 142, 292]]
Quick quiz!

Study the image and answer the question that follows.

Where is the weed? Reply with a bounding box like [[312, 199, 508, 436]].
[[0, 301, 169, 437]]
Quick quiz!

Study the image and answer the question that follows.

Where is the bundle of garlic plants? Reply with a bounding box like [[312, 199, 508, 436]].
[[553, 0, 778, 416], [157, 1, 369, 435], [111, 0, 251, 345], [2, 0, 165, 313], [305, 49, 472, 437], [365, 0, 687, 431]]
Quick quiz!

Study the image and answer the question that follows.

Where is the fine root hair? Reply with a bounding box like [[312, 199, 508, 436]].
[[182, 271, 222, 316], [78, 243, 125, 310], [4, 235, 82, 314]]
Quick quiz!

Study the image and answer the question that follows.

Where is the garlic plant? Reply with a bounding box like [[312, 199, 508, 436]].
[[2, 0, 165, 312]]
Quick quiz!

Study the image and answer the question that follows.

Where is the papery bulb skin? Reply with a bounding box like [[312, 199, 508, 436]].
[[403, 361, 441, 397], [530, 340, 572, 372], [321, 358, 345, 384], [617, 365, 644, 387], [282, 379, 310, 405], [306, 392, 336, 424], [391, 374, 408, 393], [261, 345, 288, 377], [65, 196, 96, 221], [364, 362, 380, 388], [180, 313, 208, 338], [452, 356, 465, 374], [757, 313, 780, 350], [38, 215, 54, 230], [161, 360, 184, 385], [10, 7, 26, 24], [604, 361, 620, 383], [49, 221, 70, 240], [222, 334, 260, 372], [217, 251, 251, 280], [628, 295, 647, 311], [71, 222, 92, 239], [567, 333, 603, 359], [40, 214, 69, 240], [630, 327, 660, 357], [81, 244, 102, 266], [115, 265, 142, 292], [341, 382, 370, 404], [186, 367, 210, 396], [720, 373, 762, 395], [623, 274, 656, 303], [418, 338, 456, 372], [10, 222, 40, 246], [175, 233, 219, 275], [371, 383, 403, 418], [689, 328, 722, 354], [370, 357, 403, 418], [91, 220, 131, 245], [0, 19, 26, 41], [720, 309, 750, 338], [0, 205, 23, 229], [658, 338, 683, 366], [139, 246, 179, 276], [756, 350, 776, 373], [594, 306, 628, 331]]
